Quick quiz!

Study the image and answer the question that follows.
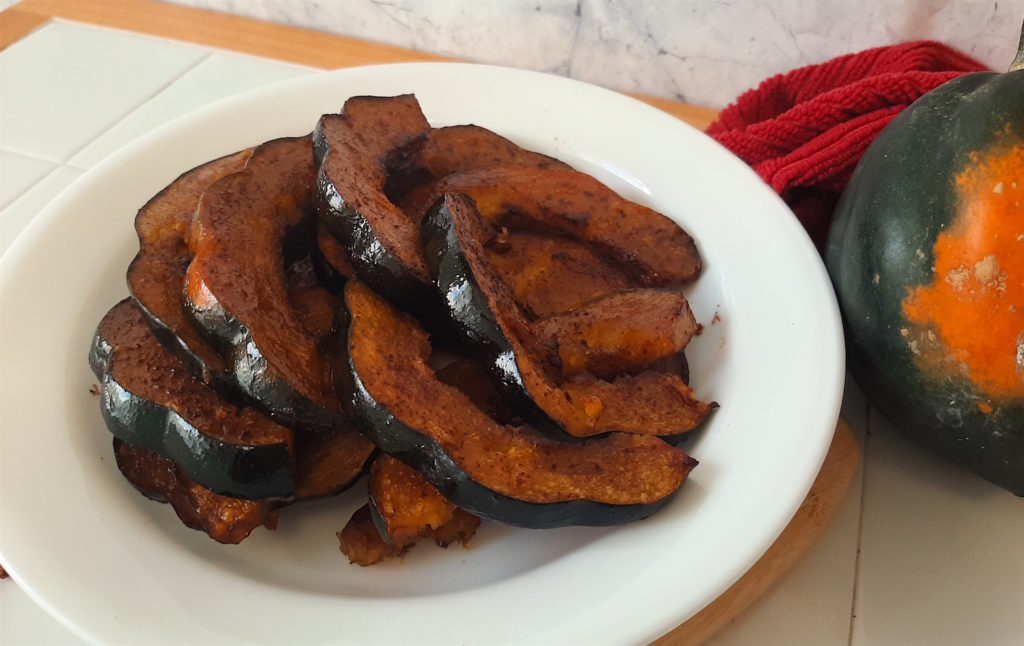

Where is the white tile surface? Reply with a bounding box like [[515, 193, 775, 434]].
[[0, 165, 83, 257], [70, 52, 312, 168], [853, 409, 1024, 646], [0, 20, 206, 163], [0, 151, 54, 210]]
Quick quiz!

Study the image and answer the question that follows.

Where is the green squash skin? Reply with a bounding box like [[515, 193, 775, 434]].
[[184, 292, 350, 435], [332, 291, 680, 528], [89, 308, 295, 500], [826, 70, 1024, 495]]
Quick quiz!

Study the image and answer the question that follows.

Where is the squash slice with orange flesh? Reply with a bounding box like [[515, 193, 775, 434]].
[[184, 136, 352, 433], [334, 279, 697, 528], [421, 193, 715, 438]]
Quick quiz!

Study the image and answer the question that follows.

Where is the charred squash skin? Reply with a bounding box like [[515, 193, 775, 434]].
[[826, 43, 1024, 495], [127, 149, 252, 388], [334, 279, 698, 528], [114, 433, 371, 544], [185, 136, 349, 433], [421, 194, 716, 438], [90, 300, 295, 500]]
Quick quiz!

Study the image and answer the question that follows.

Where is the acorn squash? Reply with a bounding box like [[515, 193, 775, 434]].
[[414, 166, 702, 286], [366, 454, 480, 554], [825, 29, 1024, 495]]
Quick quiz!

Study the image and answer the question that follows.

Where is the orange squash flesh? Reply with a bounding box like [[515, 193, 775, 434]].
[[484, 228, 632, 319], [425, 167, 703, 286], [184, 137, 352, 434], [113, 439, 276, 545], [337, 504, 391, 566], [342, 279, 697, 511], [368, 454, 480, 552], [532, 289, 699, 379]]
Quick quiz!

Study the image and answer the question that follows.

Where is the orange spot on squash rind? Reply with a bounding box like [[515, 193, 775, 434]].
[[901, 140, 1024, 402]]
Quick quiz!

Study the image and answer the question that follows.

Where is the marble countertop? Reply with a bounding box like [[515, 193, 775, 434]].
[[1, 3, 1022, 644], [164, 0, 1024, 108]]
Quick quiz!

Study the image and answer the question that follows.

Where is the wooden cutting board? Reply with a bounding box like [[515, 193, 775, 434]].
[[1, 1, 861, 642]]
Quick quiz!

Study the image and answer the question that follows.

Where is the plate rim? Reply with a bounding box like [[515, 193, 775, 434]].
[[0, 61, 844, 645]]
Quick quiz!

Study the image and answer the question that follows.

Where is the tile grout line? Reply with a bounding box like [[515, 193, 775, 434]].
[[59, 48, 215, 165], [0, 152, 58, 211], [846, 396, 872, 646]]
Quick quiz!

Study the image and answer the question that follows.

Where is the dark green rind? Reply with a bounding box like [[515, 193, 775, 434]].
[[127, 275, 236, 395], [419, 197, 574, 439], [332, 302, 678, 528], [184, 288, 349, 435], [825, 71, 1024, 495], [88, 305, 294, 500]]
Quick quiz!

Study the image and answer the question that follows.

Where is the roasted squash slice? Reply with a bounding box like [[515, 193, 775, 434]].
[[185, 136, 348, 432], [127, 148, 253, 386], [389, 124, 570, 218], [337, 504, 391, 566], [90, 300, 295, 500], [421, 193, 716, 437], [313, 94, 435, 311], [392, 123, 568, 186], [334, 279, 698, 528], [419, 166, 702, 286], [113, 439, 276, 544]]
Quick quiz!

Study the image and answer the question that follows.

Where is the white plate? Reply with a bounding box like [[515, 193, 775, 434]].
[[0, 63, 843, 645]]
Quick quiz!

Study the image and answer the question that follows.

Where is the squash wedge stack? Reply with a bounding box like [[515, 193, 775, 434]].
[[89, 92, 716, 561]]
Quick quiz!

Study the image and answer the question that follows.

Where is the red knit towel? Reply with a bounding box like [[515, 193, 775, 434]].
[[706, 41, 988, 248]]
